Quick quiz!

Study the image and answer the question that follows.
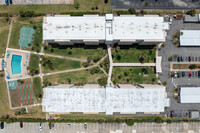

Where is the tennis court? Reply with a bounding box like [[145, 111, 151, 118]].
[[18, 81, 34, 104], [18, 27, 35, 48]]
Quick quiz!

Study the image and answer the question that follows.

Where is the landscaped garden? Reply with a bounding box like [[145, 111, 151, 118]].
[[41, 56, 82, 74], [44, 46, 106, 60], [173, 64, 200, 70], [112, 67, 157, 84], [43, 68, 106, 86], [112, 46, 156, 63], [28, 54, 39, 76]]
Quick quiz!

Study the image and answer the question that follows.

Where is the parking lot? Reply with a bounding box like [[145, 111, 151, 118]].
[[111, 0, 200, 9], [158, 18, 200, 117], [2, 122, 200, 133]]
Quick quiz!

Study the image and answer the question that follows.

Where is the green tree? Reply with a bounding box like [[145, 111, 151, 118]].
[[125, 119, 134, 126], [128, 8, 136, 14], [66, 47, 72, 55], [82, 62, 89, 67], [104, 0, 108, 4], [74, 0, 80, 9], [186, 9, 196, 16], [154, 116, 164, 123], [98, 77, 107, 86], [190, 64, 197, 70]]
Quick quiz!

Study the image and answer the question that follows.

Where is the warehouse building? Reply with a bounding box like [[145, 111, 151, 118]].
[[180, 87, 200, 103], [42, 85, 170, 115], [179, 30, 200, 46], [43, 14, 169, 45]]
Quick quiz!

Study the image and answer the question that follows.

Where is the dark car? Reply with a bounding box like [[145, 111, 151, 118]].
[[171, 111, 174, 118], [52, 123, 54, 128], [84, 123, 87, 129], [5, 0, 9, 5], [9, 0, 12, 4], [180, 56, 183, 62], [189, 72, 192, 78], [188, 56, 191, 62], [177, 57, 180, 62], [182, 71, 185, 77], [0, 122, 4, 129], [198, 71, 200, 78], [20, 122, 23, 128]]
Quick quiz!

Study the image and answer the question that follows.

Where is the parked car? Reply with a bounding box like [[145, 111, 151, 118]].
[[198, 71, 200, 78], [192, 71, 194, 77], [195, 71, 198, 78], [185, 56, 188, 62], [174, 71, 177, 78], [171, 111, 174, 118], [189, 72, 192, 78], [195, 57, 198, 62], [0, 122, 4, 129], [180, 56, 183, 62], [5, 0, 9, 5], [188, 56, 191, 62], [20, 122, 23, 128], [52, 123, 54, 128], [68, 123, 71, 128], [84, 123, 87, 129], [191, 56, 194, 62], [177, 57, 180, 62], [182, 71, 185, 77], [40, 123, 43, 130]]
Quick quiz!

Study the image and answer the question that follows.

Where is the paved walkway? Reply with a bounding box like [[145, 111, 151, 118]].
[[6, 19, 13, 49], [113, 63, 156, 67], [107, 45, 113, 85]]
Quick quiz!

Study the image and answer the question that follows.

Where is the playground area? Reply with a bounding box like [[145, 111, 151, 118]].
[[18, 27, 35, 48], [9, 80, 34, 107]]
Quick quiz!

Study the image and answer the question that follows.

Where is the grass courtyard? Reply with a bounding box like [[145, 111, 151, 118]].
[[33, 77, 42, 101], [28, 54, 39, 76], [43, 68, 106, 86], [41, 56, 82, 74], [112, 67, 157, 84], [0, 0, 110, 14], [44, 47, 106, 60], [112, 46, 156, 63], [0, 18, 10, 58]]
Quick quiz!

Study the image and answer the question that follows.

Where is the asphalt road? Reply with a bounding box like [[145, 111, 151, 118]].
[[1, 122, 200, 133], [158, 18, 200, 117]]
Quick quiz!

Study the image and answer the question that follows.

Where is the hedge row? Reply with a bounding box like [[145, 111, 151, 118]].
[[0, 13, 13, 17], [60, 11, 101, 16]]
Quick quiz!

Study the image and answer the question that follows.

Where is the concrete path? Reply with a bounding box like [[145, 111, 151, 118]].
[[6, 19, 14, 49], [107, 45, 113, 85], [113, 63, 156, 67]]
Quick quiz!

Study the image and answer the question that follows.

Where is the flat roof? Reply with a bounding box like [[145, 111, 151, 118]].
[[180, 87, 200, 103], [42, 86, 169, 114], [43, 14, 169, 42], [180, 30, 200, 46], [184, 15, 199, 22]]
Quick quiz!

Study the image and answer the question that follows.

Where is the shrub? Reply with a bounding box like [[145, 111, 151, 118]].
[[91, 7, 95, 10], [128, 8, 136, 14], [104, 0, 108, 4], [93, 55, 101, 63], [190, 64, 197, 70], [125, 119, 134, 126], [28, 43, 32, 47], [90, 67, 100, 74], [98, 77, 107, 86], [154, 116, 164, 123], [19, 11, 35, 17], [82, 62, 89, 67]]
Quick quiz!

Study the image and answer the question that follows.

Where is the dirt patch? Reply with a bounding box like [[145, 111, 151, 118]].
[[10, 89, 21, 107]]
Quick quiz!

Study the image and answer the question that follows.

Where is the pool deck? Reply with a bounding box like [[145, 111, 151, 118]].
[[4, 49, 30, 80]]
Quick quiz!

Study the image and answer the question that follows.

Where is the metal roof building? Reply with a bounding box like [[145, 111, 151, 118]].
[[184, 15, 200, 23], [42, 85, 169, 115], [180, 87, 200, 103], [43, 14, 169, 45], [179, 30, 200, 46]]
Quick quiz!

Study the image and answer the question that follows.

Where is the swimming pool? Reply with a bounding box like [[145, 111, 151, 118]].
[[11, 55, 22, 75]]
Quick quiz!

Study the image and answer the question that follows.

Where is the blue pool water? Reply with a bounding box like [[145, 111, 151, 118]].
[[11, 55, 22, 75]]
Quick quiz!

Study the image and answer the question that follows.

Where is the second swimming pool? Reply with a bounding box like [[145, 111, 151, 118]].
[[11, 54, 22, 75]]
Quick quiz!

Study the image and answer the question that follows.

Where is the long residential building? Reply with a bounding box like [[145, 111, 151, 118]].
[[42, 84, 170, 115], [43, 14, 169, 45]]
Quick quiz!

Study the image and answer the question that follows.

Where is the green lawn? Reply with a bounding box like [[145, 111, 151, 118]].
[[112, 67, 157, 84], [9, 17, 43, 51], [0, 72, 10, 117], [43, 68, 106, 85], [0, 18, 10, 58], [112, 47, 156, 63], [28, 54, 39, 75], [0, 0, 110, 14], [33, 77, 42, 101], [44, 47, 105, 60], [42, 56, 81, 73]]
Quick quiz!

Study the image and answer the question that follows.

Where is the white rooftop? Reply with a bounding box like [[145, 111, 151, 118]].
[[180, 30, 200, 46], [180, 87, 200, 103], [42, 86, 169, 114], [43, 14, 169, 42]]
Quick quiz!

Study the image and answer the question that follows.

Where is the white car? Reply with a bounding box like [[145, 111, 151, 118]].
[[40, 123, 43, 130]]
